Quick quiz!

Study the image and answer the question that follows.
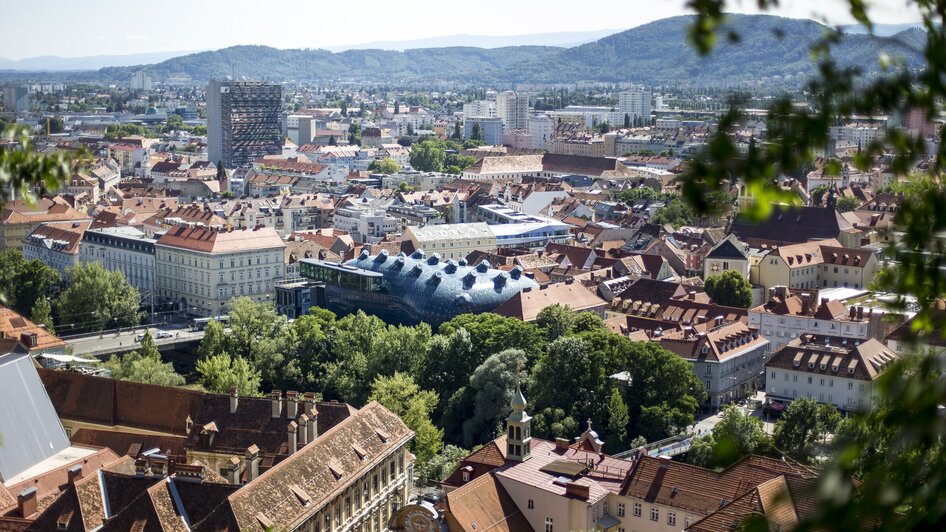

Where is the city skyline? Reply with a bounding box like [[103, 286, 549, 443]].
[[1, 0, 922, 60]]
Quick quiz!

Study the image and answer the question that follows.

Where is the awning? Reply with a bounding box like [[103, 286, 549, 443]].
[[39, 353, 97, 363], [596, 515, 621, 530]]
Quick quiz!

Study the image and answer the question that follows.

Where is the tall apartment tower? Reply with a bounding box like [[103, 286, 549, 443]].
[[130, 71, 152, 91], [495, 91, 529, 131], [618, 88, 653, 122], [207, 80, 283, 168], [2, 86, 29, 113]]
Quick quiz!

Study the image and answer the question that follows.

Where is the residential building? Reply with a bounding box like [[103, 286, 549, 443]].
[[275, 279, 321, 319], [765, 335, 899, 411], [753, 239, 878, 291], [405, 223, 496, 260], [463, 116, 504, 145], [300, 250, 538, 326], [528, 114, 554, 150], [130, 70, 152, 91], [729, 204, 857, 248], [22, 220, 91, 279], [490, 222, 573, 249], [207, 80, 283, 168], [79, 226, 157, 294], [0, 198, 90, 250], [2, 85, 29, 112], [333, 205, 398, 244], [463, 100, 496, 118], [657, 321, 769, 408], [494, 280, 607, 321], [495, 91, 529, 131], [748, 287, 880, 352], [155, 226, 286, 316], [703, 234, 751, 279], [0, 306, 66, 356], [618, 87, 653, 121]]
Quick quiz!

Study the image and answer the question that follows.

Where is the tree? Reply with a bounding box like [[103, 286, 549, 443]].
[[369, 157, 400, 175], [624, 113, 631, 128], [45, 115, 65, 134], [328, 135, 336, 146], [596, 121, 611, 134], [460, 348, 528, 447], [535, 304, 575, 341], [606, 388, 630, 451], [0, 124, 74, 205], [164, 114, 184, 132], [347, 122, 362, 146], [396, 181, 415, 193], [774, 397, 823, 460], [31, 297, 54, 335], [415, 444, 468, 484], [452, 121, 462, 140], [58, 262, 141, 333], [393, 100, 400, 114], [620, 186, 662, 204], [340, 101, 347, 116], [706, 404, 770, 467], [836, 195, 860, 213], [197, 318, 226, 360], [196, 353, 262, 396], [226, 298, 299, 389], [687, 434, 717, 467], [216, 160, 226, 179], [651, 197, 694, 228], [0, 249, 60, 315], [571, 311, 605, 334], [369, 373, 443, 462], [623, 341, 705, 441], [703, 270, 753, 309], [409, 140, 446, 172], [103, 332, 185, 387], [470, 122, 483, 142]]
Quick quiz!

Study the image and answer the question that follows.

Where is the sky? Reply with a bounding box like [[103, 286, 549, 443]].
[[0, 0, 922, 60]]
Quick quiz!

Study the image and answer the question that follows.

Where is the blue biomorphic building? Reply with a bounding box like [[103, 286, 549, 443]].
[[299, 249, 538, 325]]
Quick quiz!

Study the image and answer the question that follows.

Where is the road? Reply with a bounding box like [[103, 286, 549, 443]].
[[691, 391, 775, 437], [65, 324, 205, 357]]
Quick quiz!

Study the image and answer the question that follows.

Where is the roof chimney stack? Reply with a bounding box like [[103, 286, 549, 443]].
[[308, 407, 319, 441], [856, 306, 864, 320], [555, 437, 570, 451], [302, 392, 316, 413], [286, 391, 299, 418], [288, 422, 298, 455], [245, 445, 260, 482], [271, 390, 283, 418], [17, 487, 37, 518], [67, 464, 83, 485], [229, 387, 238, 414], [298, 414, 309, 447]]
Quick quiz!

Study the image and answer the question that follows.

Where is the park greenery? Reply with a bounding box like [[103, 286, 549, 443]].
[[408, 137, 478, 173], [57, 262, 142, 334], [103, 332, 185, 387], [188, 299, 706, 473]]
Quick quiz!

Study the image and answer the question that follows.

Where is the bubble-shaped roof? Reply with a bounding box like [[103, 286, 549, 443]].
[[347, 249, 538, 325]]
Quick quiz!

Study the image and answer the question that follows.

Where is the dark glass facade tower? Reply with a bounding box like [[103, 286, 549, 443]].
[[207, 80, 283, 168]]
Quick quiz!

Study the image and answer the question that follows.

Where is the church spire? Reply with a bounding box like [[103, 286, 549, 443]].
[[505, 386, 532, 462]]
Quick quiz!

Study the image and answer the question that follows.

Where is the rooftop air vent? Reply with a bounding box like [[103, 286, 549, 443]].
[[428, 253, 440, 265], [428, 271, 443, 285], [509, 265, 523, 280], [476, 260, 491, 273], [444, 260, 458, 274], [412, 249, 425, 259], [458, 258, 468, 266]]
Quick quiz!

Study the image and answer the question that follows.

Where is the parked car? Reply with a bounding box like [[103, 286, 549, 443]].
[[155, 331, 174, 339]]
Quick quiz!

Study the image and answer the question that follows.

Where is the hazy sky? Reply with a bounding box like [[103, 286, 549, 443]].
[[1, 0, 921, 59]]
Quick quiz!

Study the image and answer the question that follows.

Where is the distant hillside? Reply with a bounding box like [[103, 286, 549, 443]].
[[501, 15, 926, 85], [33, 14, 929, 86], [96, 45, 563, 83]]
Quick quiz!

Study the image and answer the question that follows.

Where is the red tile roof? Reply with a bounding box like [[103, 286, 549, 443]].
[[156, 225, 284, 254]]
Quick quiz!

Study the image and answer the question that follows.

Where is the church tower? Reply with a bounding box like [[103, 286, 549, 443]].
[[505, 387, 532, 462]]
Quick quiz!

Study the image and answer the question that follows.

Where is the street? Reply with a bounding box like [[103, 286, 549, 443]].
[[65, 324, 205, 357]]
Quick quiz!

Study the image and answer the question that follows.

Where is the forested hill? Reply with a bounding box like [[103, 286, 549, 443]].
[[91, 14, 927, 86]]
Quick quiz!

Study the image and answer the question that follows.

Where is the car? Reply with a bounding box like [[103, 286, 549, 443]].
[[135, 334, 144, 342], [155, 331, 174, 339]]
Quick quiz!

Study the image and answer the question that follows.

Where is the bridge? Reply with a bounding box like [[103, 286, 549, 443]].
[[64, 325, 205, 357]]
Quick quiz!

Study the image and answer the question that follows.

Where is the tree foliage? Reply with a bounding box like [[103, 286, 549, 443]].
[[369, 372, 443, 462], [58, 262, 141, 333], [460, 349, 528, 447], [103, 332, 185, 387], [196, 353, 262, 397], [704, 269, 753, 308], [0, 249, 60, 315], [651, 197, 694, 228]]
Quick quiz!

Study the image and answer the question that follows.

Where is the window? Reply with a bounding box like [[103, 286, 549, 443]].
[[528, 499, 534, 509], [633, 502, 641, 517], [618, 503, 625, 517], [668, 512, 676, 526], [545, 517, 553, 532], [650, 507, 659, 521], [848, 382, 854, 390]]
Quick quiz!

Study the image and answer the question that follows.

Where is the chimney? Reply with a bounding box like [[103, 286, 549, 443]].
[[227, 456, 241, 485], [555, 437, 570, 451], [688, 290, 696, 300], [286, 391, 299, 418], [658, 455, 672, 469], [245, 445, 260, 482], [714, 315, 723, 327], [67, 464, 83, 484], [271, 390, 283, 418], [856, 306, 864, 320], [800, 293, 812, 315], [135, 457, 148, 476], [298, 414, 309, 446], [288, 421, 298, 455], [308, 407, 319, 441], [849, 306, 857, 319], [302, 392, 316, 413], [17, 487, 37, 518], [229, 387, 238, 414], [564, 482, 590, 500]]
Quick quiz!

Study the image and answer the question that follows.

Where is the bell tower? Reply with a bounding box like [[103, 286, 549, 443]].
[[505, 387, 532, 462]]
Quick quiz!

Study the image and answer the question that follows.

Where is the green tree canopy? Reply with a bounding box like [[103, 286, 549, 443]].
[[535, 304, 575, 342], [369, 372, 443, 462], [0, 249, 61, 315], [460, 348, 528, 447], [703, 269, 753, 308], [57, 262, 141, 333], [196, 353, 262, 397], [620, 186, 663, 204], [408, 139, 446, 172], [369, 157, 400, 175], [30, 297, 54, 335], [103, 332, 184, 387], [651, 197, 694, 228]]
